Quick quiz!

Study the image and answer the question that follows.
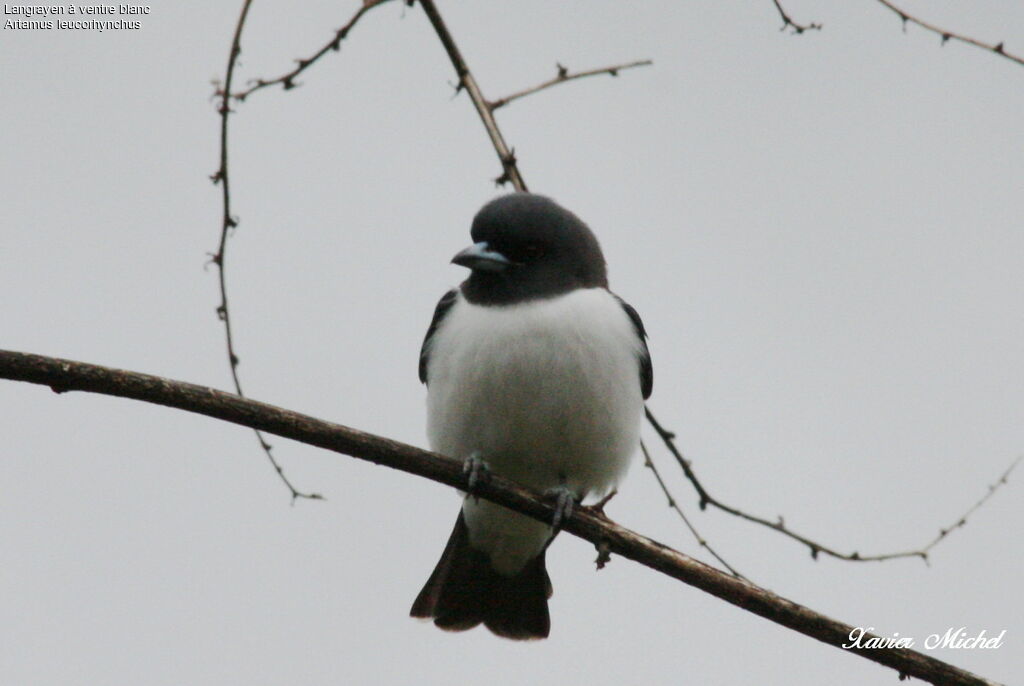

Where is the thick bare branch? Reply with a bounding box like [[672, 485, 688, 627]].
[[488, 60, 653, 111], [0, 349, 1003, 686], [873, 0, 1024, 68], [646, 408, 1019, 564]]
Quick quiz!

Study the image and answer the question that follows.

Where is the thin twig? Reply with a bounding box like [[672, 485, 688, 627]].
[[646, 407, 1019, 564], [232, 0, 395, 101], [918, 455, 1023, 557], [0, 349, 1005, 686], [417, 0, 528, 189], [770, 0, 822, 34], [488, 60, 653, 111], [211, 0, 322, 502], [640, 440, 747, 579], [873, 0, 1024, 67]]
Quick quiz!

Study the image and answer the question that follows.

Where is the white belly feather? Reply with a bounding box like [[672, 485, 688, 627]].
[[425, 288, 645, 574]]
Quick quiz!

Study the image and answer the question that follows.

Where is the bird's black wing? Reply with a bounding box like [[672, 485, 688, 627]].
[[419, 288, 459, 384], [614, 296, 653, 400]]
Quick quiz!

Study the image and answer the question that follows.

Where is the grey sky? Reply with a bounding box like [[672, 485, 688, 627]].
[[2, 2, 1021, 684]]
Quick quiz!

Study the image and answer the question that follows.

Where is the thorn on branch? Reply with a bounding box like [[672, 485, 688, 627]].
[[215, 305, 227, 320], [229, 353, 240, 367], [810, 545, 820, 560], [283, 77, 296, 90], [210, 169, 224, 184], [595, 540, 612, 569], [556, 62, 568, 78]]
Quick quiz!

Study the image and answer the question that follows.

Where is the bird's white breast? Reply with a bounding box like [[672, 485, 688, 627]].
[[424, 288, 645, 573]]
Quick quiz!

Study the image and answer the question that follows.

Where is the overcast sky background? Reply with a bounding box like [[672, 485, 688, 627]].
[[2, 1, 1022, 684]]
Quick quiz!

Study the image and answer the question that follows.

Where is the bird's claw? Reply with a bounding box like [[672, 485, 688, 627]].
[[545, 484, 577, 530], [462, 452, 490, 494]]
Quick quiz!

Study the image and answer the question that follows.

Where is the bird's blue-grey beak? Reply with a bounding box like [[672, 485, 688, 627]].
[[451, 241, 512, 272]]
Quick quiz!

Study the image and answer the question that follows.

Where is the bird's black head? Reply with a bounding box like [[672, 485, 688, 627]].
[[453, 193, 608, 305]]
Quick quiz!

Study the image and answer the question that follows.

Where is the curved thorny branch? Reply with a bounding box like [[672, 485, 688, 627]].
[[645, 408, 1021, 564], [210, 0, 321, 502], [873, 0, 1024, 68], [0, 349, 1005, 686]]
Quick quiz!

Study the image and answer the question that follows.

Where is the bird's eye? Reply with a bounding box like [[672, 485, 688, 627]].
[[522, 243, 546, 260]]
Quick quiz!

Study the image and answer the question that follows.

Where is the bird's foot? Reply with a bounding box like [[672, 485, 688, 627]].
[[462, 451, 490, 494], [544, 484, 578, 530]]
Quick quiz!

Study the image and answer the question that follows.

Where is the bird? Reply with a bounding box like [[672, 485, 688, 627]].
[[410, 193, 652, 639]]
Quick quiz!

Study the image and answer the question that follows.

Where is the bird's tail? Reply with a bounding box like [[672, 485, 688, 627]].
[[410, 511, 552, 640]]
